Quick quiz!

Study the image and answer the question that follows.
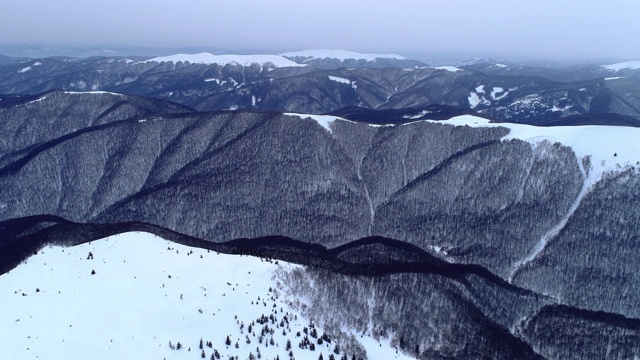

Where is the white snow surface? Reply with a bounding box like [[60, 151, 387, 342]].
[[429, 115, 640, 188], [468, 92, 490, 108], [433, 66, 463, 72], [605, 77, 625, 80], [26, 96, 48, 104], [33, 61, 42, 66], [403, 109, 433, 119], [0, 232, 410, 360], [18, 66, 31, 73], [328, 75, 351, 84], [145, 53, 305, 68], [281, 49, 406, 61], [602, 61, 640, 71], [284, 113, 346, 133], [490, 87, 508, 100], [551, 103, 572, 112], [64, 91, 124, 96]]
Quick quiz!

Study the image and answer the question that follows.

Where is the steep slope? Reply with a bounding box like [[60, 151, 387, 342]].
[[0, 90, 192, 168], [2, 92, 640, 357]]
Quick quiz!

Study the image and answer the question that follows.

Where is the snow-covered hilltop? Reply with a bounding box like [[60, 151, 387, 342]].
[[281, 49, 407, 61], [145, 52, 305, 68], [0, 232, 411, 360], [601, 60, 640, 71], [281, 49, 424, 69]]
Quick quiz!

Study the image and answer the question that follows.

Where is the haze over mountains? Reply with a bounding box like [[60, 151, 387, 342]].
[[1, 49, 640, 359]]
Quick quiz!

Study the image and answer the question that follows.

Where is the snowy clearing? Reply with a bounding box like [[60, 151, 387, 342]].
[[328, 75, 351, 85], [468, 92, 490, 108], [403, 110, 433, 120], [433, 66, 463, 72], [0, 232, 411, 360], [490, 87, 505, 100]]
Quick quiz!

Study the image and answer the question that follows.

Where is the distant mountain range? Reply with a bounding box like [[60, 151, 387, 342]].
[[1, 50, 639, 127]]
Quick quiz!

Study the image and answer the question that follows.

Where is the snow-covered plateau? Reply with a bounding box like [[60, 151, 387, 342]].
[[280, 50, 406, 61], [1, 232, 412, 360], [145, 53, 305, 68]]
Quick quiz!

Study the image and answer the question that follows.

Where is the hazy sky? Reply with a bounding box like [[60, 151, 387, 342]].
[[1, 0, 639, 61]]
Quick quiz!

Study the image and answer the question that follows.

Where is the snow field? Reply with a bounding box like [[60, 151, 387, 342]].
[[0, 232, 411, 360]]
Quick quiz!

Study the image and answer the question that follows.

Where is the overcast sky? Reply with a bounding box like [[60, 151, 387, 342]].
[[1, 0, 639, 62]]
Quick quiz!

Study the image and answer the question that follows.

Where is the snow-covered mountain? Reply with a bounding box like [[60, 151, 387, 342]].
[[145, 52, 305, 69], [2, 92, 640, 358], [1, 232, 413, 360], [281, 49, 407, 61], [281, 49, 426, 69], [2, 53, 640, 126]]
